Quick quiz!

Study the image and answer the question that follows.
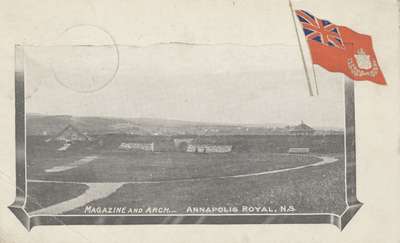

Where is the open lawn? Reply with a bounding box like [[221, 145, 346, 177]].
[[26, 139, 346, 215], [67, 157, 345, 215], [28, 151, 320, 182], [25, 182, 89, 212]]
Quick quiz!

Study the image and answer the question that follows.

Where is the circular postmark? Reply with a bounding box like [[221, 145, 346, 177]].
[[51, 24, 120, 93]]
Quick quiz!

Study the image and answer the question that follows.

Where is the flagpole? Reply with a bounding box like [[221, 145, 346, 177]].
[[289, 0, 313, 96], [311, 64, 319, 95]]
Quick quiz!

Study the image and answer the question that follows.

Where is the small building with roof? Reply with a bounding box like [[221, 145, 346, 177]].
[[288, 121, 315, 136], [46, 124, 92, 143]]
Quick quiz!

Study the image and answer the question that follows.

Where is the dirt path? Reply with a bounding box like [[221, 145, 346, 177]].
[[222, 156, 338, 179], [45, 155, 98, 173], [29, 182, 123, 215], [28, 156, 339, 215]]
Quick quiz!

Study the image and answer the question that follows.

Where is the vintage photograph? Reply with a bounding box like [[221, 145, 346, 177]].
[[1, 0, 398, 242], [20, 44, 349, 219]]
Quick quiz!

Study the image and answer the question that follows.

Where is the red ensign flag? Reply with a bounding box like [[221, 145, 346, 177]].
[[295, 9, 386, 85]]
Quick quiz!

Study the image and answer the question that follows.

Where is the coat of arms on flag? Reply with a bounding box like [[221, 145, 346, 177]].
[[293, 9, 386, 85], [354, 48, 372, 70]]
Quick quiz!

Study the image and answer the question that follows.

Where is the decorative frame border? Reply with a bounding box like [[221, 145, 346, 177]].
[[9, 45, 363, 231]]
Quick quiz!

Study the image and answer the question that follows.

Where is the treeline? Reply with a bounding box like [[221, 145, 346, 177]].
[[27, 134, 345, 154]]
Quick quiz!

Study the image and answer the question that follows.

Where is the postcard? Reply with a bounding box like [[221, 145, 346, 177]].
[[0, 0, 399, 242]]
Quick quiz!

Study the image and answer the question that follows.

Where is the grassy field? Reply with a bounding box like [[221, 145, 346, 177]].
[[25, 182, 89, 212], [27, 151, 320, 182], [26, 138, 346, 215], [67, 156, 345, 215]]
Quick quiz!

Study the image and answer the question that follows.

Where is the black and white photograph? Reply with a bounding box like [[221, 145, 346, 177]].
[[13, 42, 358, 229]]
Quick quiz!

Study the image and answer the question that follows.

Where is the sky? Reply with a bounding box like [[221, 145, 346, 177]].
[[24, 44, 345, 128]]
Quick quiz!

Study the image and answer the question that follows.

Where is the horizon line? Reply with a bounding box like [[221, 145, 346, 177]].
[[26, 112, 344, 130]]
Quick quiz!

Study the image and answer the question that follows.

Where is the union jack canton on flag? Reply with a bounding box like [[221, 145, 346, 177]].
[[295, 10, 345, 49]]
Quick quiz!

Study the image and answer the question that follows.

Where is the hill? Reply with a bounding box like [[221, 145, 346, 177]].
[[26, 113, 342, 136]]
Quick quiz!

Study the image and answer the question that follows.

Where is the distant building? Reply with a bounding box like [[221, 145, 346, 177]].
[[47, 124, 92, 143], [185, 137, 232, 153], [186, 144, 232, 153], [289, 121, 315, 136], [119, 142, 154, 152], [172, 137, 232, 153]]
